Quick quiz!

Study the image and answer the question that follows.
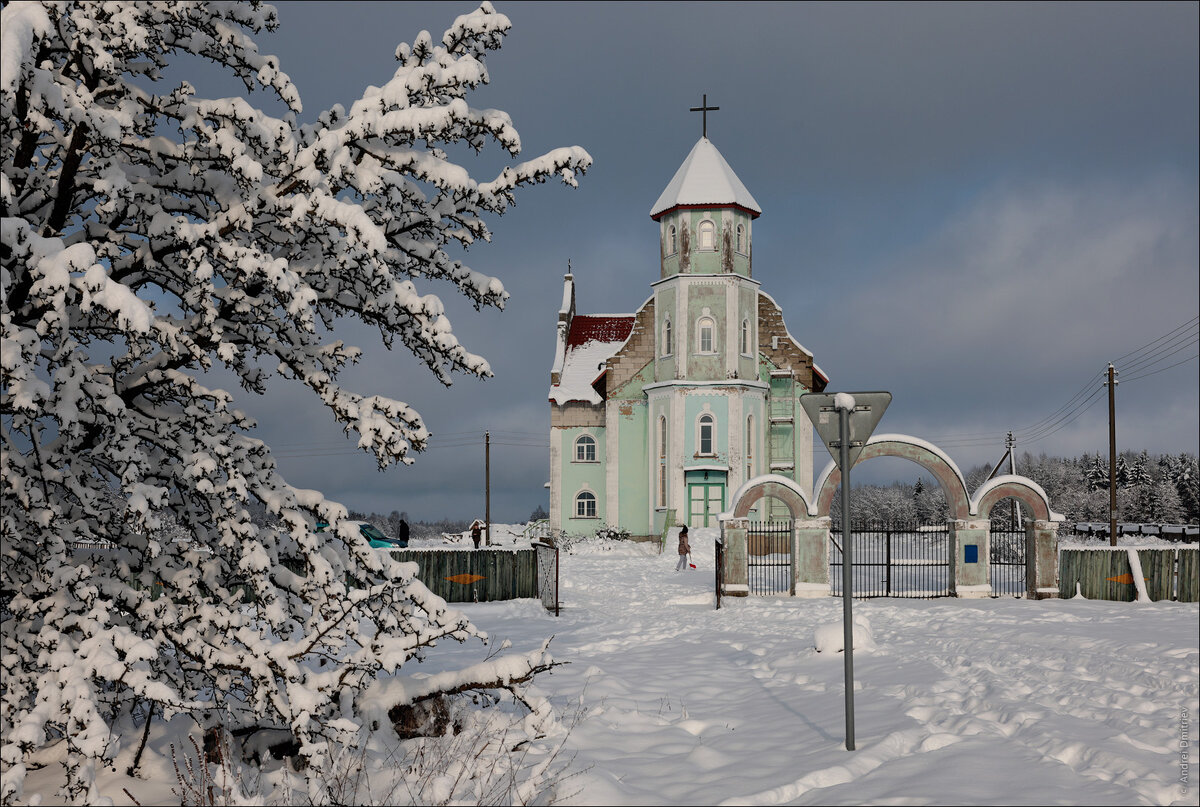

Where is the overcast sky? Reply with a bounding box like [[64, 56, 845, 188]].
[[220, 2, 1198, 522]]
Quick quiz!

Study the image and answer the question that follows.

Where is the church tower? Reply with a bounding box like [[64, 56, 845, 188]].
[[548, 118, 826, 538]]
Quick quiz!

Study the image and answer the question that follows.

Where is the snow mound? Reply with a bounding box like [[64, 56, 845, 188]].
[[814, 614, 875, 653]]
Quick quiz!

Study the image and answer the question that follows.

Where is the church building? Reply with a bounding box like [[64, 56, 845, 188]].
[[548, 134, 827, 538]]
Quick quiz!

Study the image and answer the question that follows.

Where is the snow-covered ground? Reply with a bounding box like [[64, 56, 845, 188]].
[[434, 527, 1198, 805], [16, 528, 1198, 805]]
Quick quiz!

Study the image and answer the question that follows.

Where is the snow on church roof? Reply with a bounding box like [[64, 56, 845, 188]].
[[549, 315, 635, 405], [650, 137, 762, 220]]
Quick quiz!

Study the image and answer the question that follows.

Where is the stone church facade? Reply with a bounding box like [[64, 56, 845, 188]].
[[548, 137, 827, 538]]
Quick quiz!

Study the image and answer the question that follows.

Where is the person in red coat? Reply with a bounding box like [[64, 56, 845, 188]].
[[675, 525, 691, 571]]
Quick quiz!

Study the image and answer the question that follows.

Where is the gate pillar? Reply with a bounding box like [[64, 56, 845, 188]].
[[949, 519, 991, 599], [721, 518, 749, 597], [1026, 519, 1060, 599], [793, 517, 832, 598]]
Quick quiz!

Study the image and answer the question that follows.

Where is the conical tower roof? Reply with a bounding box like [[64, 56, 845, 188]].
[[650, 137, 762, 220]]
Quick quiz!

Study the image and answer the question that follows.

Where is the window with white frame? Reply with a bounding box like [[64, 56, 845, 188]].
[[740, 318, 751, 355], [697, 317, 715, 354], [574, 434, 596, 462], [668, 225, 677, 255], [698, 414, 715, 456], [736, 223, 746, 254], [698, 220, 715, 250], [574, 490, 597, 518], [662, 318, 672, 356]]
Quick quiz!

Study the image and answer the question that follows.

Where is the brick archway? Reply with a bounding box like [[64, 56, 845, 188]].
[[729, 474, 813, 520], [971, 476, 1055, 522], [813, 435, 972, 519]]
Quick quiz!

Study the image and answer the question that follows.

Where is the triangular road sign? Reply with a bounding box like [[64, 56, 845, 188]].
[[800, 392, 892, 470]]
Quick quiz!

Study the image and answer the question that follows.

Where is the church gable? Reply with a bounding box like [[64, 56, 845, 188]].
[[605, 298, 656, 394], [757, 291, 828, 392], [549, 314, 635, 406]]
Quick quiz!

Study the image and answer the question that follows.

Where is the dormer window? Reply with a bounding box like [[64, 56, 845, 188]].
[[698, 220, 716, 251], [667, 225, 677, 255], [736, 223, 746, 254]]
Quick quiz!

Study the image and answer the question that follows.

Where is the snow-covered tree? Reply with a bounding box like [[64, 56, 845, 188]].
[[0, 1, 588, 801]]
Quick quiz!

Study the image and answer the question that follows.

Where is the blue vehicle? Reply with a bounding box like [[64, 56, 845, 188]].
[[315, 521, 407, 549]]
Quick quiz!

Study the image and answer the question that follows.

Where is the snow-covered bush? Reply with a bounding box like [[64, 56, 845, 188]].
[[0, 1, 589, 802]]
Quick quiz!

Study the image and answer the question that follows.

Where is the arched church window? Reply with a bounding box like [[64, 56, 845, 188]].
[[574, 490, 597, 518], [662, 318, 672, 356], [658, 416, 668, 506], [699, 414, 715, 456], [736, 223, 746, 254], [668, 225, 677, 255], [740, 318, 751, 355], [746, 415, 754, 478], [698, 220, 716, 251], [697, 317, 715, 354], [574, 434, 596, 462]]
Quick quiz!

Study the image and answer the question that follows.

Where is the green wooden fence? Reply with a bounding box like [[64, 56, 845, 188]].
[[1059, 547, 1199, 602], [384, 548, 539, 603]]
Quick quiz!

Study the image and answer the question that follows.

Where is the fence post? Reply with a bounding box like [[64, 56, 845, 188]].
[[722, 518, 749, 597], [949, 519, 991, 599], [885, 526, 892, 597]]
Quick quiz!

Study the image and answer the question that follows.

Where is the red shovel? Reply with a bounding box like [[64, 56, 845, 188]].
[[688, 554, 696, 569]]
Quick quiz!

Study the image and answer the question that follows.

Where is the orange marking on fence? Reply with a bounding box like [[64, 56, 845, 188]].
[[444, 573, 486, 585], [1105, 573, 1148, 585]]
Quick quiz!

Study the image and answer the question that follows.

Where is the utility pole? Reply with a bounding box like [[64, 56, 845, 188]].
[[1006, 431, 1021, 530], [1106, 364, 1118, 547], [485, 430, 491, 546]]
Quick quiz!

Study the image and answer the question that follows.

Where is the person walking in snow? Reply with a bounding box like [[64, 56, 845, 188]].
[[470, 521, 482, 549], [675, 525, 691, 571]]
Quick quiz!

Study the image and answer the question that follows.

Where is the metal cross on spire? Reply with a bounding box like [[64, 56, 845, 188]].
[[690, 94, 719, 138]]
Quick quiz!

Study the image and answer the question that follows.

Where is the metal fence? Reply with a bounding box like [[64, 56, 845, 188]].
[[747, 520, 792, 595], [989, 528, 1026, 597], [830, 522, 951, 599]]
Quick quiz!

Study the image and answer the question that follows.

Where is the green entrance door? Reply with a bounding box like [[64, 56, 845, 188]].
[[688, 482, 725, 527]]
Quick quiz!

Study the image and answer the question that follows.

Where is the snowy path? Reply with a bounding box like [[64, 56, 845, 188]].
[[444, 529, 1198, 806]]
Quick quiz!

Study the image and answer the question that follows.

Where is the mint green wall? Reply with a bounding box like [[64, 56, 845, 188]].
[[558, 426, 606, 532], [687, 285, 726, 380], [617, 399, 650, 534], [654, 285, 676, 382], [738, 285, 757, 380], [659, 208, 752, 279]]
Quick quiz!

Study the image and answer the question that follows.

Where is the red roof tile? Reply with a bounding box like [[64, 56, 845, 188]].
[[567, 315, 634, 348]]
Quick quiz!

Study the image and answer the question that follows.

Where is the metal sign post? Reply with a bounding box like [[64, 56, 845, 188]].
[[801, 391, 891, 752]]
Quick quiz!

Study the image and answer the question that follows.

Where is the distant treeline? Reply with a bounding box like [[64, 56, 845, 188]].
[[835, 450, 1198, 526]]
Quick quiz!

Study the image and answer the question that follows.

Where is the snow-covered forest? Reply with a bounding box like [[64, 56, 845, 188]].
[[832, 450, 1199, 526], [1, 2, 589, 803]]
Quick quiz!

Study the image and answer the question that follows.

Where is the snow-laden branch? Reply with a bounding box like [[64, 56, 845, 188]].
[[0, 2, 588, 801]]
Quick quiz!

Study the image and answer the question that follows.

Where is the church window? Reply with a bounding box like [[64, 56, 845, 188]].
[[662, 318, 672, 356], [574, 434, 596, 462], [658, 416, 668, 506], [574, 490, 597, 518], [740, 318, 751, 355], [697, 317, 716, 354], [736, 223, 746, 254], [699, 414, 715, 456], [698, 220, 716, 250], [746, 415, 754, 478], [668, 225, 677, 255]]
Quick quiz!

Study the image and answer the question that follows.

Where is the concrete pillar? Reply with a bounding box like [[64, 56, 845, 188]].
[[793, 517, 831, 598], [949, 519, 991, 599], [722, 518, 749, 597], [1026, 519, 1060, 599]]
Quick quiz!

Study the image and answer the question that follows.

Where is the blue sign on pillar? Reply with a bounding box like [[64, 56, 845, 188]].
[[964, 544, 979, 564]]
